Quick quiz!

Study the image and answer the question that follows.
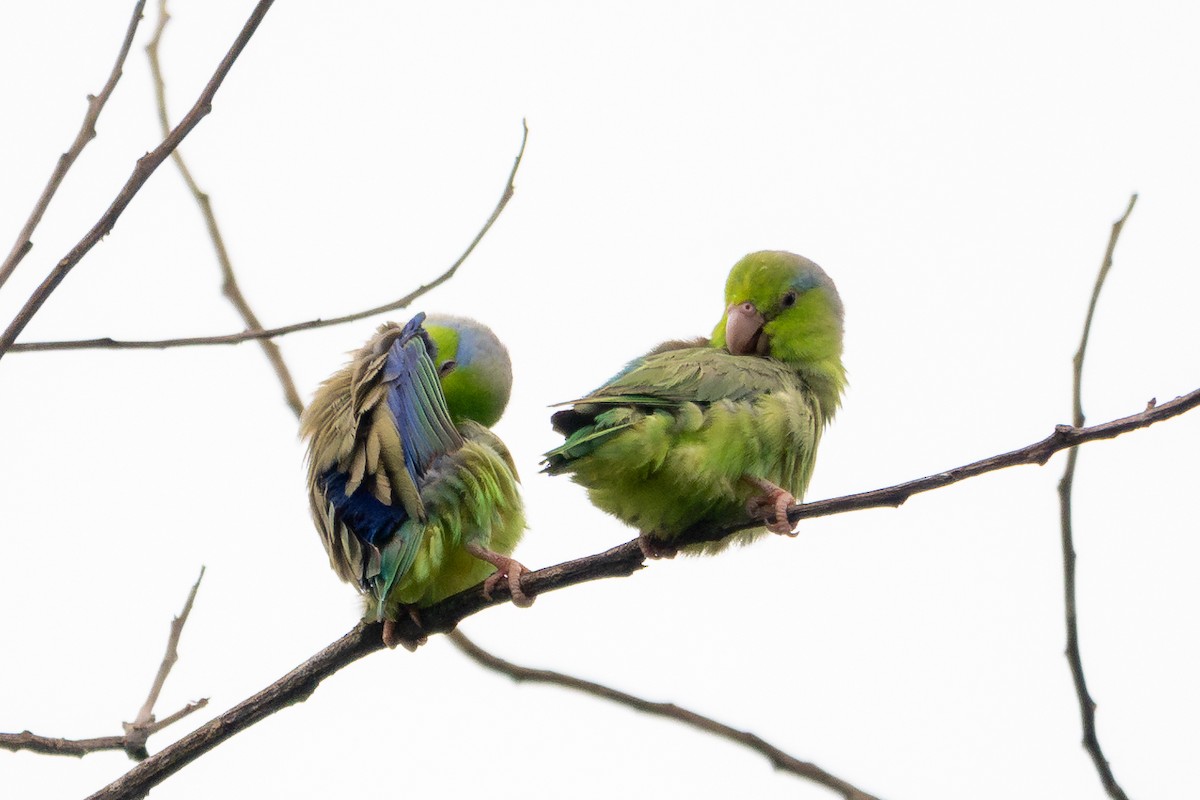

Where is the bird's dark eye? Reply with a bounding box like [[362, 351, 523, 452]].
[[781, 290, 798, 308]]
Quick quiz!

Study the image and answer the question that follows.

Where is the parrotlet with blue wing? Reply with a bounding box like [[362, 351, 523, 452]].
[[302, 313, 528, 649]]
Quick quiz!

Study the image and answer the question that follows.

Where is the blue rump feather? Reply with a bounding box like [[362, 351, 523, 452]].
[[320, 468, 407, 548]]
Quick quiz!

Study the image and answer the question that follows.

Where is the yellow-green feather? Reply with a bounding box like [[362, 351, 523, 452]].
[[426, 317, 512, 428], [301, 318, 523, 620], [551, 355, 821, 553], [369, 423, 524, 616], [545, 250, 845, 553]]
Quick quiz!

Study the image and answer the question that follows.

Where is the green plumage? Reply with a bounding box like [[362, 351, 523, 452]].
[[426, 314, 513, 428], [301, 316, 525, 629], [368, 422, 523, 616], [544, 251, 846, 553]]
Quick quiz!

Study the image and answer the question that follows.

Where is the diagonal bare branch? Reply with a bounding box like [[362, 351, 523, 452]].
[[145, 0, 303, 415], [83, 389, 1199, 800], [448, 631, 883, 800], [0, 1, 147, 292], [753, 385, 1197, 537], [0, 0, 277, 363], [1057, 194, 1137, 800], [6, 121, 529, 356]]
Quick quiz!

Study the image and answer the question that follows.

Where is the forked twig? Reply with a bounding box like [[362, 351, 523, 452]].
[[146, 0, 303, 415], [1, 570, 208, 760], [0, 0, 277, 362], [123, 567, 207, 760], [7, 121, 529, 356]]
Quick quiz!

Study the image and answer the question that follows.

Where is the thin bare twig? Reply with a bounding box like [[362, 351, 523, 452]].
[[0, 571, 208, 759], [0, 1, 147, 292], [145, 0, 303, 415], [448, 631, 882, 800], [0, 732, 128, 758], [1058, 194, 1137, 800], [0, 0, 277, 363], [6, 120, 530, 356], [84, 390, 1199, 800], [0, 710, 212, 761], [123, 567, 207, 760]]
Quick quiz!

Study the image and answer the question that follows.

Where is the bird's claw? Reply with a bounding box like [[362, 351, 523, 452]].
[[483, 557, 535, 608], [638, 533, 678, 560], [466, 543, 535, 607], [382, 610, 428, 651], [745, 477, 798, 536]]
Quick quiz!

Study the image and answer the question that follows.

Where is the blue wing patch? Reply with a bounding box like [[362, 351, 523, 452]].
[[384, 314, 464, 484], [320, 468, 407, 550], [318, 312, 467, 608]]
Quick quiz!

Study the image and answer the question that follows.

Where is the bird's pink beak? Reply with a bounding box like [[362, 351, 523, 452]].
[[725, 302, 766, 356]]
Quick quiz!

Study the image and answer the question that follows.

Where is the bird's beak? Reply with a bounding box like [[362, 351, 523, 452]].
[[725, 302, 766, 356]]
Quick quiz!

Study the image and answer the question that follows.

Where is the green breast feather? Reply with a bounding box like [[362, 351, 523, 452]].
[[545, 346, 823, 552], [544, 250, 845, 555]]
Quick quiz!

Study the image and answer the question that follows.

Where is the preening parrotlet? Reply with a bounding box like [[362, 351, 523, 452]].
[[543, 251, 846, 558], [301, 313, 529, 649]]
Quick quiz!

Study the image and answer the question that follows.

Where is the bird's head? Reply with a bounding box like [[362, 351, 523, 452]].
[[710, 251, 846, 416], [711, 251, 844, 365], [424, 314, 513, 428]]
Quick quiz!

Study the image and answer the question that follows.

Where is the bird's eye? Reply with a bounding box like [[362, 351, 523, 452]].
[[781, 290, 798, 308]]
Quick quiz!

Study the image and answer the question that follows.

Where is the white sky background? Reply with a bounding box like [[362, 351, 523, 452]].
[[1, 2, 1198, 798]]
